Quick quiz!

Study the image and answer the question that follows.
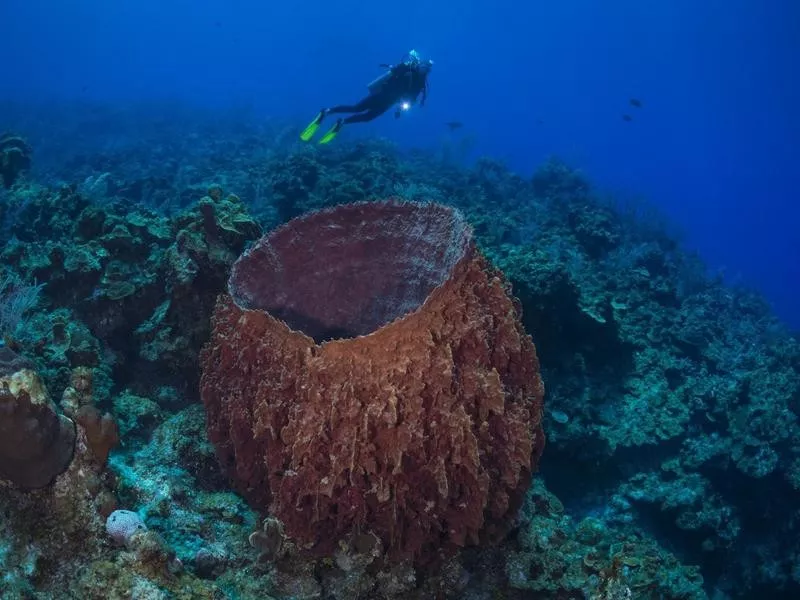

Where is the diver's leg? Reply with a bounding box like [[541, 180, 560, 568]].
[[327, 95, 374, 114], [318, 98, 391, 144], [302, 96, 373, 141], [327, 104, 358, 114], [343, 108, 388, 124], [341, 99, 393, 124]]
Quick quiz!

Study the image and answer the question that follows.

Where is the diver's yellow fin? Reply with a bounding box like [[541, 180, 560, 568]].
[[318, 120, 343, 145], [300, 112, 325, 141], [318, 129, 337, 144]]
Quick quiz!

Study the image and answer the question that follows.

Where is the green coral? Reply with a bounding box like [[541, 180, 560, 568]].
[[507, 480, 707, 599]]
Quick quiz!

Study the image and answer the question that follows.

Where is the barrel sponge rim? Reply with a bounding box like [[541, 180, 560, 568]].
[[227, 200, 473, 343]]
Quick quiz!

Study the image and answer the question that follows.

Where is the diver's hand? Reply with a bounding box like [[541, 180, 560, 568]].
[[394, 109, 402, 119]]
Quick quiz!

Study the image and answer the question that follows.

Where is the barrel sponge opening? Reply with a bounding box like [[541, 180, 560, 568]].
[[228, 201, 472, 342]]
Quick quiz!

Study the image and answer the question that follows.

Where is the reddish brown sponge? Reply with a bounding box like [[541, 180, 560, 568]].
[[200, 200, 545, 566], [0, 366, 76, 489]]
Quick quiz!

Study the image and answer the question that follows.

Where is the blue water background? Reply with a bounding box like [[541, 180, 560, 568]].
[[2, 0, 798, 329]]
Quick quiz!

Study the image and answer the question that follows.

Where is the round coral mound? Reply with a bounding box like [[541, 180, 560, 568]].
[[200, 201, 545, 566]]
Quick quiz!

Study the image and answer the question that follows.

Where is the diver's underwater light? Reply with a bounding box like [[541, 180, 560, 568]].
[[401, 101, 410, 111]]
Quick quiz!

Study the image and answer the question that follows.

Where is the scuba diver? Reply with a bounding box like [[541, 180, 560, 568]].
[[300, 50, 433, 144]]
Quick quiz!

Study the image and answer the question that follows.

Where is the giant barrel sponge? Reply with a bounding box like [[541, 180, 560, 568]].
[[200, 200, 545, 566]]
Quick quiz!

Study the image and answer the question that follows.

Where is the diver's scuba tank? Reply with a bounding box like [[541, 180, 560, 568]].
[[367, 51, 425, 93], [367, 70, 391, 93], [368, 51, 420, 92]]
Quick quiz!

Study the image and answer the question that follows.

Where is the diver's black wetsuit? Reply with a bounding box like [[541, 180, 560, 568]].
[[327, 63, 429, 124]]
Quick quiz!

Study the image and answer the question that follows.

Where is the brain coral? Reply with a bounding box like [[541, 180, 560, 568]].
[[200, 200, 545, 566]]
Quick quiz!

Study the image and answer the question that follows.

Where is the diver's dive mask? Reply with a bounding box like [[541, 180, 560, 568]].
[[404, 50, 433, 73]]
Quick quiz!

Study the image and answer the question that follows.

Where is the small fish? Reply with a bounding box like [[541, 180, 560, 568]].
[[445, 121, 463, 131], [622, 114, 633, 122], [629, 98, 642, 108]]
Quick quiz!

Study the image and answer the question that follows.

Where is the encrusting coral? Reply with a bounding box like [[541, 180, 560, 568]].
[[201, 200, 545, 568]]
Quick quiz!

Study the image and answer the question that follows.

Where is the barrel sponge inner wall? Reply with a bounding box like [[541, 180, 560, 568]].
[[228, 202, 471, 342]]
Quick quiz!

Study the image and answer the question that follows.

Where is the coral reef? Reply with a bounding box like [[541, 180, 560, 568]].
[[1, 103, 797, 598], [0, 182, 259, 400], [505, 479, 707, 599], [0, 365, 233, 599], [0, 364, 119, 597], [201, 200, 545, 567]]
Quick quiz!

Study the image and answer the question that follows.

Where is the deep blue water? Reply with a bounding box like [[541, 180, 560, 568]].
[[2, 0, 799, 329]]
